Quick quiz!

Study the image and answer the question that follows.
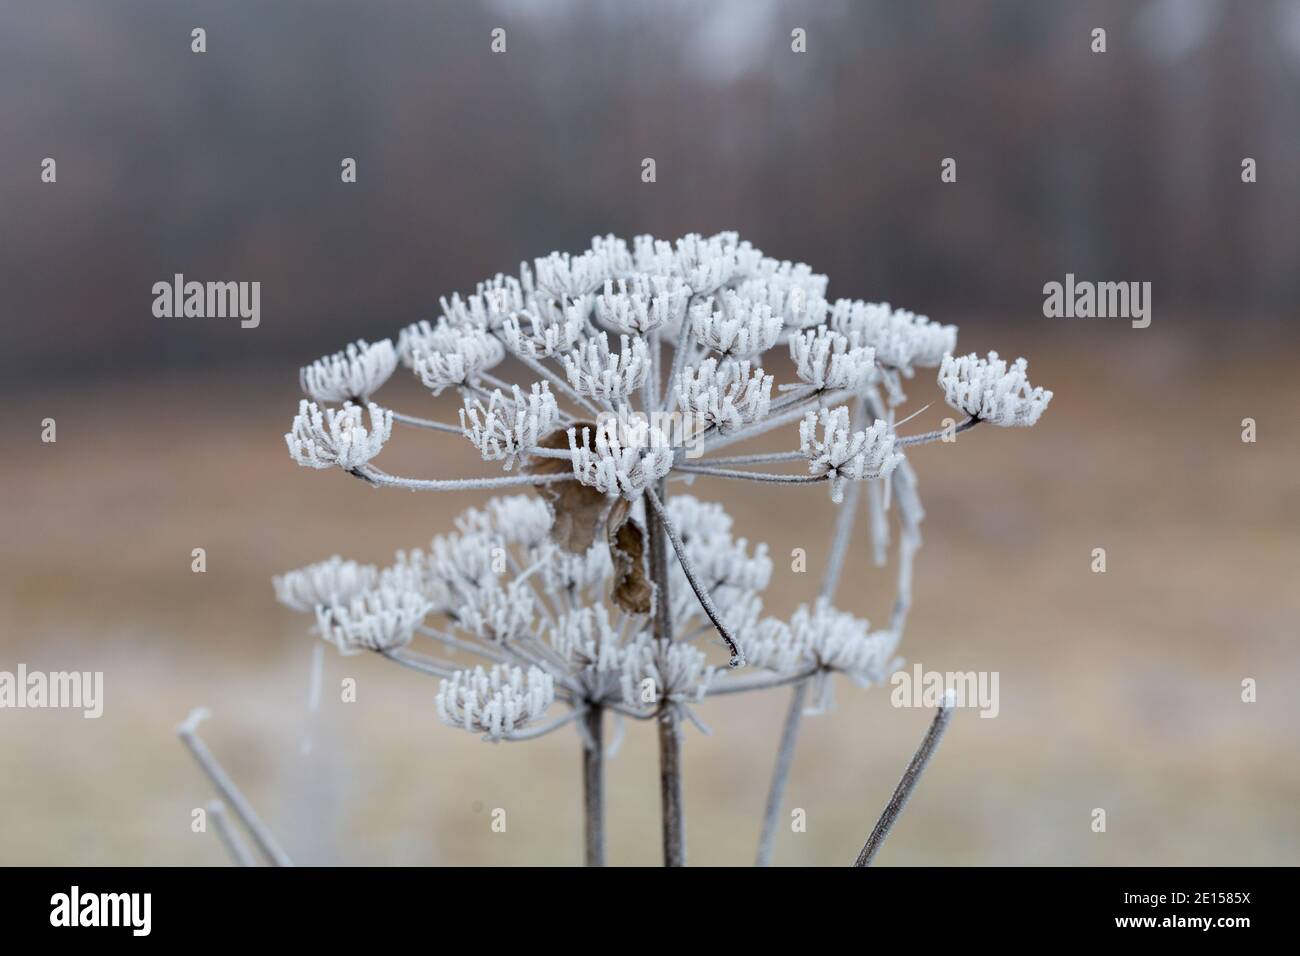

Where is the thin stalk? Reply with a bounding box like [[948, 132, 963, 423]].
[[755, 396, 865, 867], [644, 485, 744, 667], [515, 351, 606, 419], [644, 476, 686, 867], [896, 415, 979, 447], [853, 692, 955, 866], [357, 466, 576, 492], [670, 463, 827, 485], [177, 708, 293, 867], [207, 799, 257, 867], [582, 706, 606, 866], [389, 410, 462, 434]]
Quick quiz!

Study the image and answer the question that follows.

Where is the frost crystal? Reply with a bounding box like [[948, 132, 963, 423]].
[[568, 418, 673, 498], [789, 326, 877, 392], [411, 322, 506, 395], [675, 358, 773, 434], [300, 339, 398, 404], [690, 290, 782, 357], [594, 275, 691, 336], [436, 665, 556, 741], [800, 407, 903, 502], [273, 556, 379, 612], [620, 636, 715, 709], [830, 300, 957, 373], [314, 586, 433, 655], [563, 333, 650, 401], [286, 400, 392, 470], [459, 382, 560, 469], [938, 351, 1053, 427], [501, 303, 586, 358]]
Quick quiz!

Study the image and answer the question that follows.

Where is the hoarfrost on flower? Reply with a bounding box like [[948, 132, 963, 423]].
[[830, 300, 957, 373], [314, 586, 433, 655], [435, 665, 556, 741], [273, 556, 379, 612], [286, 400, 392, 471], [800, 406, 903, 502], [675, 358, 773, 434], [689, 290, 782, 357], [789, 326, 877, 392], [459, 382, 560, 469], [593, 275, 691, 337], [567, 418, 673, 499], [500, 304, 586, 358], [299, 339, 398, 404], [563, 333, 650, 401], [410, 322, 506, 394], [938, 351, 1053, 427], [620, 635, 715, 709]]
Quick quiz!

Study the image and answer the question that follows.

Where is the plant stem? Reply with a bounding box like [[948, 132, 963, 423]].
[[207, 799, 257, 867], [644, 477, 686, 866], [644, 485, 745, 666], [177, 708, 293, 867], [582, 705, 606, 867], [852, 694, 955, 866], [755, 397, 865, 866], [754, 680, 808, 867], [896, 415, 979, 447], [657, 707, 686, 867]]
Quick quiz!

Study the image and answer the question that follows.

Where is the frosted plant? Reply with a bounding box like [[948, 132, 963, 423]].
[[435, 665, 557, 741], [675, 358, 773, 434], [272, 556, 378, 612], [800, 407, 904, 502], [182, 231, 1053, 870], [299, 338, 398, 404], [410, 322, 506, 394], [285, 400, 392, 470], [563, 333, 650, 401], [938, 351, 1053, 427], [459, 383, 560, 469]]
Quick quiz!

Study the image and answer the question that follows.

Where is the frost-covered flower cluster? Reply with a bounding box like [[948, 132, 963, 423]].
[[939, 351, 1053, 427], [258, 231, 1053, 865]]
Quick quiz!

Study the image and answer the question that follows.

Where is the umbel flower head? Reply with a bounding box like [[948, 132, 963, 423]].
[[939, 351, 1053, 426], [286, 400, 392, 470], [435, 665, 556, 741], [299, 338, 398, 404], [800, 407, 903, 502], [273, 556, 378, 612]]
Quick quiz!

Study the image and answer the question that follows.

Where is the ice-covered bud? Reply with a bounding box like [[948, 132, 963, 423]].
[[533, 250, 611, 299], [456, 580, 537, 644], [567, 417, 673, 499], [938, 351, 1053, 427], [593, 275, 690, 336], [453, 494, 555, 549], [286, 400, 392, 471], [500, 303, 585, 358], [675, 358, 773, 435], [410, 322, 506, 395], [435, 665, 556, 741], [563, 333, 650, 401], [830, 300, 957, 373], [550, 605, 622, 676], [273, 556, 379, 612], [314, 586, 432, 655], [459, 382, 560, 470], [299, 339, 398, 404], [799, 407, 903, 502], [620, 635, 716, 709], [689, 290, 782, 358], [789, 326, 877, 391]]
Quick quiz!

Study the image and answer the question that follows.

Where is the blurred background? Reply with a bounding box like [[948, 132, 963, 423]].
[[1, 0, 1297, 865]]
